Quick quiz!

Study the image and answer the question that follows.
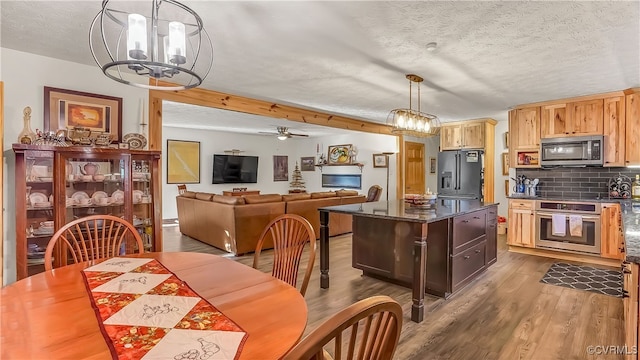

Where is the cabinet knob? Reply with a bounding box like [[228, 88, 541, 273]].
[[464, 255, 471, 260], [475, 249, 481, 253], [462, 220, 470, 223], [473, 216, 481, 219]]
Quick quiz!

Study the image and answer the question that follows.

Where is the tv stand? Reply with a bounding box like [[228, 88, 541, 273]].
[[222, 190, 260, 197]]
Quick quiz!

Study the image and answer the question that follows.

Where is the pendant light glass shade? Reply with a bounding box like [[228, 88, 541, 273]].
[[90, 0, 213, 90], [386, 74, 440, 137]]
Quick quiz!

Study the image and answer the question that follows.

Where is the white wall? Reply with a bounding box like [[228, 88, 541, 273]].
[[1, 48, 148, 284], [493, 118, 510, 218], [161, 123, 397, 219]]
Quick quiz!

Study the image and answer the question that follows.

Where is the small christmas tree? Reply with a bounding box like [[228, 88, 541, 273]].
[[289, 162, 306, 193]]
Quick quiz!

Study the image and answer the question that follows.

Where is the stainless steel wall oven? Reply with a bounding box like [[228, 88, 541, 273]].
[[535, 200, 601, 255]]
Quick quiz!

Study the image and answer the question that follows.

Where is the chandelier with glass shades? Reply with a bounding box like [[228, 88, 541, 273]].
[[89, 0, 213, 90], [386, 74, 440, 137]]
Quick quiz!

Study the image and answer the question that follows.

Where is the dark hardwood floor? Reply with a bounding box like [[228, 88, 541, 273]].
[[162, 224, 624, 360]]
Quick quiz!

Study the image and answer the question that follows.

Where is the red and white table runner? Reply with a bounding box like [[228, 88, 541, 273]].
[[82, 257, 247, 360]]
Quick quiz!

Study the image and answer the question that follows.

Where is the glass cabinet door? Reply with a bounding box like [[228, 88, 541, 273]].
[[25, 151, 55, 276], [131, 157, 155, 251], [64, 155, 127, 223]]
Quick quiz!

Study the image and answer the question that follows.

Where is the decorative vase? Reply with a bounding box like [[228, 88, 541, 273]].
[[18, 106, 36, 144]]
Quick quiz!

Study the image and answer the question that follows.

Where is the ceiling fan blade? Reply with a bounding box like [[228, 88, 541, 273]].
[[288, 133, 309, 137], [258, 131, 279, 135]]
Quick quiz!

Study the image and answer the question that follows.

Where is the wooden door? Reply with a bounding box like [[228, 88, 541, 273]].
[[603, 96, 626, 167], [540, 103, 568, 138], [626, 93, 640, 166], [567, 99, 604, 135], [461, 122, 484, 149], [440, 125, 462, 150], [404, 141, 425, 195], [515, 107, 540, 148], [601, 204, 623, 260]]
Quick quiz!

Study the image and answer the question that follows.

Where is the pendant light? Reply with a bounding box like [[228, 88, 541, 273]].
[[386, 74, 440, 137]]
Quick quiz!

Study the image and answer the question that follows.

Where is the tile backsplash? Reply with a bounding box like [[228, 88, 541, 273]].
[[516, 167, 640, 199]]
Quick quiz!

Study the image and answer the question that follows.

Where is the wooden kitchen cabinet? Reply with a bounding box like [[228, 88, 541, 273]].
[[540, 103, 568, 138], [623, 261, 638, 360], [509, 107, 541, 168], [601, 203, 624, 260], [626, 91, 640, 166], [603, 96, 626, 167], [507, 199, 535, 248], [439, 121, 484, 150], [440, 125, 462, 150], [566, 99, 604, 136], [540, 99, 604, 138]]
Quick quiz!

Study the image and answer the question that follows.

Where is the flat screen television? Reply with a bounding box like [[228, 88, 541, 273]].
[[212, 155, 259, 184]]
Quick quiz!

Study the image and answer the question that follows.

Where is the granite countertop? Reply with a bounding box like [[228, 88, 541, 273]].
[[621, 201, 640, 263], [507, 195, 626, 203], [319, 199, 498, 223]]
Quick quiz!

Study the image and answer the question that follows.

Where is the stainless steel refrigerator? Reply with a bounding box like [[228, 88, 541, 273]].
[[437, 150, 484, 200]]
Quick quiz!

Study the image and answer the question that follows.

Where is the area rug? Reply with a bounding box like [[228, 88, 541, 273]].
[[540, 262, 622, 298]]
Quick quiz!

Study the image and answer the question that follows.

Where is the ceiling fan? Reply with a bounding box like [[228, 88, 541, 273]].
[[259, 126, 309, 140]]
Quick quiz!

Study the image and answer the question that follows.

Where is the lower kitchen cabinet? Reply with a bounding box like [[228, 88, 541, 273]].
[[352, 207, 496, 299], [507, 199, 535, 248], [623, 261, 638, 360], [602, 203, 625, 260]]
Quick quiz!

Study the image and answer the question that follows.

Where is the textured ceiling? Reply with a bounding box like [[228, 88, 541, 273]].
[[2, 1, 639, 134]]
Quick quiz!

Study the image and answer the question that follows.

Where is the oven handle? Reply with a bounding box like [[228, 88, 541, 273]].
[[536, 212, 600, 221]]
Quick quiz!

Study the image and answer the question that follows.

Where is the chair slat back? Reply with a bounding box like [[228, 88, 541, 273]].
[[283, 296, 403, 360], [44, 215, 144, 270], [177, 184, 187, 194], [253, 214, 316, 296]]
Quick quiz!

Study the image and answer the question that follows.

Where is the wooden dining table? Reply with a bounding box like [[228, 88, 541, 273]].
[[1, 252, 308, 359]]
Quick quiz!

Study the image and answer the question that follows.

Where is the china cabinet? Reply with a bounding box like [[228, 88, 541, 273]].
[[13, 144, 161, 279]]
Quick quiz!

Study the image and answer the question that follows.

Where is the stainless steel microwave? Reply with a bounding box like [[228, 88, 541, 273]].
[[540, 135, 604, 167]]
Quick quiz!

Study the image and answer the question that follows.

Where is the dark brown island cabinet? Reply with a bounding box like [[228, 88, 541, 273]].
[[352, 205, 497, 298], [319, 199, 498, 323]]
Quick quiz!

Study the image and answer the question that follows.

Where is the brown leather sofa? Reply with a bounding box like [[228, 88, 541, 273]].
[[176, 190, 366, 255]]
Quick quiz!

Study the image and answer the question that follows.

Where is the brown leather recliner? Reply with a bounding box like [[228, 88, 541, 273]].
[[366, 185, 382, 202]]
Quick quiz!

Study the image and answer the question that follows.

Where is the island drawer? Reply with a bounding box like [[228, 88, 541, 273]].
[[452, 240, 486, 292], [452, 209, 487, 255]]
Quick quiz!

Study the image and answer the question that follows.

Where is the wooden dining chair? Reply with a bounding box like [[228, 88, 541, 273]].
[[177, 184, 187, 194], [253, 214, 317, 296], [282, 295, 403, 360], [44, 215, 144, 270]]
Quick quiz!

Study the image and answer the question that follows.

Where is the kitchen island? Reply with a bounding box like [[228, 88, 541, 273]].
[[319, 199, 498, 322]]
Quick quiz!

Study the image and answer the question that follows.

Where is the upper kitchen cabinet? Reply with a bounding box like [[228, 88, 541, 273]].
[[439, 120, 487, 150], [541, 100, 604, 138], [626, 90, 640, 166], [566, 99, 604, 135], [509, 107, 540, 168], [603, 96, 626, 167], [511, 88, 637, 169]]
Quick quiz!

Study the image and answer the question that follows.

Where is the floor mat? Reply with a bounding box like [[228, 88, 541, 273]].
[[540, 262, 622, 298]]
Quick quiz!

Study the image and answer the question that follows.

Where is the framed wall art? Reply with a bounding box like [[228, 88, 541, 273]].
[[300, 156, 315, 171], [502, 152, 509, 175], [372, 153, 388, 168], [273, 155, 288, 181], [44, 87, 123, 142], [328, 144, 353, 164], [430, 157, 437, 174], [167, 139, 200, 184]]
